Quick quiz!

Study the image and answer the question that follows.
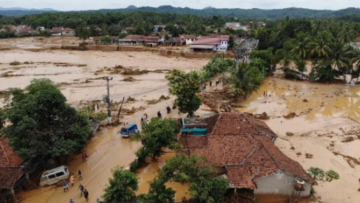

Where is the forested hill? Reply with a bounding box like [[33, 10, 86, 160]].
[[1, 6, 360, 19]]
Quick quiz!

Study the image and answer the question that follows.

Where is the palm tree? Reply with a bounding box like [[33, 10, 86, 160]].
[[290, 33, 311, 59], [329, 41, 353, 71], [228, 63, 265, 97], [309, 34, 332, 58]]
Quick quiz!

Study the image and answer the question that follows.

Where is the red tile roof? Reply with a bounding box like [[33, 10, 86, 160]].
[[123, 35, 146, 40], [0, 138, 23, 167], [191, 35, 230, 46], [182, 113, 314, 189], [227, 166, 256, 189], [63, 27, 74, 32], [0, 167, 24, 189], [51, 27, 63, 32], [0, 138, 24, 189]]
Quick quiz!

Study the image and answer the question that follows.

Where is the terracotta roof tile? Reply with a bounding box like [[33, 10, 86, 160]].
[[227, 166, 256, 189], [0, 167, 24, 189], [0, 138, 23, 167], [182, 135, 208, 148], [182, 113, 315, 189]]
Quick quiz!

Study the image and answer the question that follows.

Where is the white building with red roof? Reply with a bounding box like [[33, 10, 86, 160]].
[[62, 27, 75, 36], [190, 35, 230, 51]]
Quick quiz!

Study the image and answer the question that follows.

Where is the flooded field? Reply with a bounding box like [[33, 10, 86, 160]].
[[1, 37, 360, 203]]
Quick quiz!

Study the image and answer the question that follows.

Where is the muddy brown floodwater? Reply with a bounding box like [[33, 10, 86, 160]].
[[2, 37, 360, 203], [0, 45, 209, 203]]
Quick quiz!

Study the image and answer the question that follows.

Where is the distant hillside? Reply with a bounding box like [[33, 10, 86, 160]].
[[1, 6, 360, 19], [0, 7, 57, 16]]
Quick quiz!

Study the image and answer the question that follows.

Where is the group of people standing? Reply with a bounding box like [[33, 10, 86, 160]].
[[65, 153, 89, 203], [202, 78, 223, 90]]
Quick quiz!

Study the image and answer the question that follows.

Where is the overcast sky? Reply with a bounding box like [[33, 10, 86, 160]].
[[1, 0, 359, 11]]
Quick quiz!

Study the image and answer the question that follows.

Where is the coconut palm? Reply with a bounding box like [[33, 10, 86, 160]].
[[329, 41, 353, 71], [228, 63, 265, 97], [309, 32, 332, 58], [290, 33, 312, 59]]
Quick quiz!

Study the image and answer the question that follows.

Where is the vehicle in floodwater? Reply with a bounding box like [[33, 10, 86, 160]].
[[39, 165, 70, 186], [120, 123, 139, 138]]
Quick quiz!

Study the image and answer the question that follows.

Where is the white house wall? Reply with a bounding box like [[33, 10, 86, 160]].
[[254, 171, 312, 197]]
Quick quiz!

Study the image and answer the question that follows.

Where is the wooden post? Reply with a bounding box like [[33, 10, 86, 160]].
[[234, 188, 237, 194]]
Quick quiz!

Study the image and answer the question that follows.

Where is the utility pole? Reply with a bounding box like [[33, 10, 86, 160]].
[[103, 76, 113, 124]]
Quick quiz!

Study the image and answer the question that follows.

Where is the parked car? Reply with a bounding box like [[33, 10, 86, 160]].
[[120, 123, 139, 138], [39, 165, 70, 186]]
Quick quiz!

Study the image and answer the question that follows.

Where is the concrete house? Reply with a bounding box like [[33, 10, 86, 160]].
[[62, 28, 75, 36], [181, 113, 315, 199], [51, 27, 63, 36], [180, 35, 197, 45], [190, 35, 229, 51], [118, 35, 146, 45]]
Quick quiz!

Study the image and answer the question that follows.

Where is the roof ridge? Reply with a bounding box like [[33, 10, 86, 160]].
[[256, 137, 283, 171]]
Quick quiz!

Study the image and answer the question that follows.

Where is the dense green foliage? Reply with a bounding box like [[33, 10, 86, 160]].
[[4, 79, 90, 159], [255, 18, 360, 83], [0, 11, 234, 36], [166, 70, 201, 117], [228, 62, 265, 96], [131, 117, 178, 160], [137, 177, 176, 203], [102, 167, 138, 202], [100, 35, 112, 43], [153, 154, 228, 203], [2, 6, 360, 19], [201, 55, 234, 81]]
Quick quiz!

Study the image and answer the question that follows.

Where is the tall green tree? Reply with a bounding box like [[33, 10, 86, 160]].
[[76, 25, 90, 41], [309, 32, 332, 58], [228, 63, 265, 96], [4, 79, 90, 159], [130, 118, 178, 159], [166, 70, 201, 117], [189, 176, 228, 203], [102, 167, 138, 202], [138, 178, 175, 203], [290, 32, 312, 59]]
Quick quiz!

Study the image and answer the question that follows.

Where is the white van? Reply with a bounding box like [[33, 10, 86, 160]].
[[39, 165, 70, 186]]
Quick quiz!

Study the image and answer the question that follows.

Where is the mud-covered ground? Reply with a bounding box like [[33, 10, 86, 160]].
[[2, 37, 360, 203], [239, 77, 360, 203], [0, 44, 209, 202]]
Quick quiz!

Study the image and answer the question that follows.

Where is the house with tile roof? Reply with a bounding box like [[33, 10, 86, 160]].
[[190, 35, 230, 51], [51, 27, 63, 36], [0, 138, 25, 202], [180, 35, 197, 45], [62, 27, 75, 36], [180, 112, 315, 198], [118, 35, 147, 45]]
